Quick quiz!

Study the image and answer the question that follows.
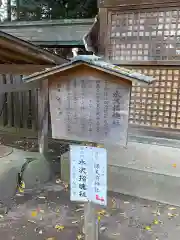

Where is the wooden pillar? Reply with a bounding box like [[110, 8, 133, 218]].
[[84, 202, 99, 240], [38, 79, 49, 157], [98, 8, 108, 58]]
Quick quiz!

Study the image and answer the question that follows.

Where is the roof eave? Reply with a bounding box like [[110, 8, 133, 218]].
[[23, 60, 154, 85]]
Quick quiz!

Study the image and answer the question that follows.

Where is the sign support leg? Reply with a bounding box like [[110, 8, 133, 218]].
[[84, 201, 99, 240]]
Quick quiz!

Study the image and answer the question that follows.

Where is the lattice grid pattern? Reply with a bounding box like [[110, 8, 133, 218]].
[[129, 68, 180, 128], [108, 9, 180, 61]]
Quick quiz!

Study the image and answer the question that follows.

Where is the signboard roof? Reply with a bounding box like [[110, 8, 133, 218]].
[[23, 55, 155, 84]]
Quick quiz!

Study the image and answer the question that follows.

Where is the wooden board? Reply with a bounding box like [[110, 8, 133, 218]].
[[49, 76, 130, 147], [98, 0, 180, 8]]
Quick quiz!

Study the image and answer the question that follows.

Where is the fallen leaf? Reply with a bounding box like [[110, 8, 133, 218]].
[[97, 216, 101, 222], [153, 219, 159, 225], [76, 234, 83, 240], [172, 163, 177, 168], [152, 210, 160, 216], [97, 210, 106, 216], [18, 187, 24, 193], [55, 225, 64, 231], [75, 208, 84, 212], [168, 212, 178, 218], [46, 238, 56, 240], [64, 184, 68, 191], [16, 193, 24, 197], [168, 207, 176, 210], [56, 179, 62, 184], [112, 233, 120, 236], [21, 181, 25, 189], [31, 211, 38, 217], [145, 226, 152, 231], [99, 226, 107, 233], [72, 220, 78, 224], [38, 196, 46, 199], [56, 208, 60, 213], [28, 220, 36, 224]]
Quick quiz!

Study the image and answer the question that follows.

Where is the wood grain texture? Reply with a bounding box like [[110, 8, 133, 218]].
[[99, 8, 108, 58], [99, 0, 180, 8], [107, 9, 180, 62], [0, 19, 94, 46], [49, 75, 130, 147], [38, 79, 49, 155]]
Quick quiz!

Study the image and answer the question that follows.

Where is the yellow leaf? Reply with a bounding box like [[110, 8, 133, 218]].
[[55, 225, 64, 231], [31, 211, 38, 217], [168, 207, 176, 210], [97, 210, 106, 216], [172, 163, 177, 168], [46, 238, 55, 240], [153, 219, 159, 225], [145, 226, 151, 231], [97, 216, 101, 222], [18, 187, 24, 193], [21, 181, 25, 189], [76, 234, 83, 240]]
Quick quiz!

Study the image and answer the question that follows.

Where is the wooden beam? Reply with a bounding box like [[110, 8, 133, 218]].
[[0, 38, 53, 64], [99, 8, 108, 58], [0, 64, 54, 74], [0, 82, 40, 93], [98, 0, 180, 9], [0, 47, 37, 64], [112, 60, 180, 66]]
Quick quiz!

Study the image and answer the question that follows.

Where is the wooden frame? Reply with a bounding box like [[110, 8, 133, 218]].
[[98, 0, 180, 9]]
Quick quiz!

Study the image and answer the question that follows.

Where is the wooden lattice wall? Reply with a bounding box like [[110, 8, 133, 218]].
[[128, 67, 180, 129], [105, 8, 180, 129], [107, 9, 180, 61]]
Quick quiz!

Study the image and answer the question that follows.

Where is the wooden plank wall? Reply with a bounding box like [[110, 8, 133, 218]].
[[0, 74, 38, 134]]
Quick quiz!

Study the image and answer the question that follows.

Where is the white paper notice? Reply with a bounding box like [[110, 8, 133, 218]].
[[70, 145, 107, 206]]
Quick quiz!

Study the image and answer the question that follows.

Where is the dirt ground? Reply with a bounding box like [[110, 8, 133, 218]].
[[0, 179, 179, 240]]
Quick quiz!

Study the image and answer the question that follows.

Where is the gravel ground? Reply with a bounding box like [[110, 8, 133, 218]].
[[0, 180, 179, 240]]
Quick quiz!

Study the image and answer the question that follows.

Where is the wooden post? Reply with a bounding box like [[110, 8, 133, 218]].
[[83, 143, 99, 240], [38, 79, 49, 157], [84, 201, 99, 240]]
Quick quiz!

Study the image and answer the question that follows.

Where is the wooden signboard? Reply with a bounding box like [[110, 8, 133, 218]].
[[49, 76, 130, 147]]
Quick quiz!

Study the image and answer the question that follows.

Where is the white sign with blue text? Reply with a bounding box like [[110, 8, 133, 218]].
[[70, 145, 107, 206]]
